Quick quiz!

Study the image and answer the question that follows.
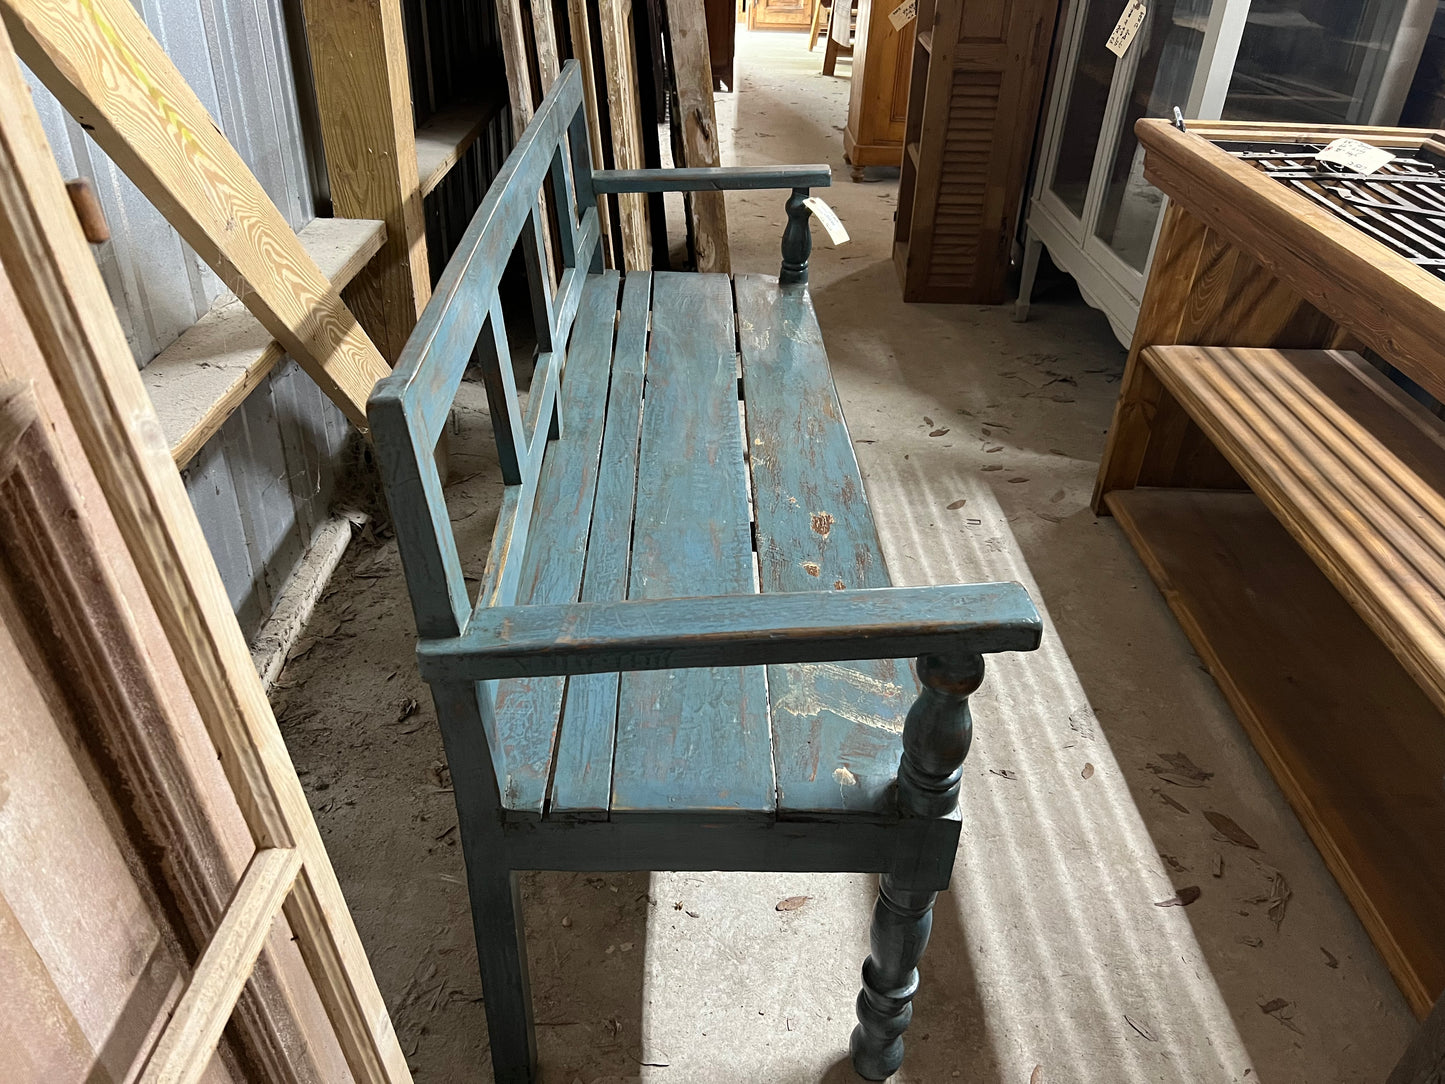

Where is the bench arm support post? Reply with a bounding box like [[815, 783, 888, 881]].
[[780, 187, 812, 285], [851, 651, 984, 1081]]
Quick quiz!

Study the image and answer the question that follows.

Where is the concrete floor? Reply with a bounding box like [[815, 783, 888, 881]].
[[273, 28, 1417, 1083]]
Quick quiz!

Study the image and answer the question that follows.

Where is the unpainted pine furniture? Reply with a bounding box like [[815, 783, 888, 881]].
[[370, 60, 1043, 1083], [747, 0, 816, 31], [892, 0, 1059, 302], [841, 0, 911, 178], [1095, 117, 1445, 1019]]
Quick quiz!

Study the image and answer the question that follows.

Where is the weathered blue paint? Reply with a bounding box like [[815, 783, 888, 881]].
[[591, 164, 832, 192], [369, 62, 1045, 1084], [551, 272, 653, 817], [614, 273, 774, 815]]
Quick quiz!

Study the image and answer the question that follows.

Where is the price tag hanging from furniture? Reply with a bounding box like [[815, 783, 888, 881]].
[[1106, 0, 1147, 57], [803, 196, 850, 245], [888, 0, 917, 31]]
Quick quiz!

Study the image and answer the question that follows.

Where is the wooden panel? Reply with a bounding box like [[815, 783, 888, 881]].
[[489, 271, 622, 816], [895, 0, 1059, 303], [1107, 488, 1445, 1016], [843, 0, 913, 170], [300, 0, 430, 365], [666, 0, 730, 272], [1143, 346, 1445, 718], [552, 271, 652, 816], [3, 0, 391, 429], [0, 21, 411, 1081], [613, 273, 773, 814], [736, 273, 913, 813], [748, 0, 815, 31], [597, 0, 651, 270]]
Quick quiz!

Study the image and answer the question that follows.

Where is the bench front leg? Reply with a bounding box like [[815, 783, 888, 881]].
[[780, 187, 813, 286], [851, 651, 984, 1080]]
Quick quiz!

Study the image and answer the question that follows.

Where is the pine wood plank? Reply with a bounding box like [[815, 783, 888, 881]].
[[735, 273, 914, 814], [416, 98, 505, 197], [597, 0, 652, 270], [1143, 345, 1445, 716], [612, 272, 773, 814], [144, 217, 385, 466], [140, 847, 302, 1084], [489, 271, 621, 816], [1107, 488, 1445, 1017], [664, 0, 730, 272], [300, 0, 430, 364], [0, 22, 411, 1083], [565, 0, 616, 267], [551, 271, 652, 816], [2, 0, 392, 428]]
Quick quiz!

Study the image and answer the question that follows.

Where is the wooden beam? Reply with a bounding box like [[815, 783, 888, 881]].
[[532, 0, 562, 90], [0, 19, 411, 1084], [139, 848, 302, 1084], [597, 0, 652, 269], [664, 0, 729, 272], [498, 0, 538, 128], [299, 0, 430, 365], [144, 217, 385, 466], [565, 0, 615, 266], [0, 0, 390, 430]]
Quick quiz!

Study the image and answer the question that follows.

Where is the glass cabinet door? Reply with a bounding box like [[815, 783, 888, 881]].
[[1223, 0, 1415, 124], [1045, 1, 1123, 221], [1091, 0, 1211, 273]]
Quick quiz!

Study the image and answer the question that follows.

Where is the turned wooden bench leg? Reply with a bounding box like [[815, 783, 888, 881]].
[[851, 652, 983, 1080]]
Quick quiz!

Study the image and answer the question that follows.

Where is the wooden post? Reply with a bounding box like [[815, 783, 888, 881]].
[[0, 0, 390, 431], [597, 0, 652, 270], [300, 0, 431, 365], [0, 18, 410, 1082], [664, 0, 730, 272], [566, 0, 616, 266]]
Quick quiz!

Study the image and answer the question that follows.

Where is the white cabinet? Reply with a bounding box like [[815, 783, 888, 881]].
[[1018, 0, 1435, 346]]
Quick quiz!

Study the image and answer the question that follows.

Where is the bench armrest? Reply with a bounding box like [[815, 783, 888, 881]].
[[591, 166, 831, 194], [415, 583, 1041, 682]]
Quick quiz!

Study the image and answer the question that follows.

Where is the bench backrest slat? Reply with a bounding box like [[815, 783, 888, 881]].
[[370, 62, 600, 640]]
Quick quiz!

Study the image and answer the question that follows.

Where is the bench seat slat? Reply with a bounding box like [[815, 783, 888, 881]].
[[612, 272, 774, 815], [735, 274, 916, 815], [1144, 345, 1445, 714], [550, 272, 652, 817], [488, 271, 621, 815]]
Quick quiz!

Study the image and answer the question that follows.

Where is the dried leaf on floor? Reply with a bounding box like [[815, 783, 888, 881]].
[[1147, 752, 1214, 788], [923, 416, 934, 426], [776, 895, 811, 911], [1153, 788, 1190, 814], [1259, 998, 1303, 1034], [397, 697, 419, 722], [1321, 946, 1339, 968], [1205, 810, 1260, 849], [989, 769, 1018, 780], [930, 428, 950, 437], [1212, 853, 1224, 878], [1161, 854, 1186, 874], [1155, 886, 1201, 908], [1124, 1015, 1157, 1041], [1082, 762, 1095, 780], [1031, 1066, 1043, 1084], [1237, 935, 1263, 948], [1007, 477, 1030, 483], [985, 444, 1003, 453], [947, 499, 968, 510], [1246, 870, 1292, 930], [981, 464, 1004, 472]]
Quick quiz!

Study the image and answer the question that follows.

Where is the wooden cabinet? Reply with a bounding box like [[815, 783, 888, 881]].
[[747, 0, 816, 31], [843, 0, 913, 175], [892, 0, 1060, 303]]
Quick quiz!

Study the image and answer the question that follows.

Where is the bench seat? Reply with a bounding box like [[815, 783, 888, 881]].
[[1135, 345, 1445, 712], [479, 268, 920, 819]]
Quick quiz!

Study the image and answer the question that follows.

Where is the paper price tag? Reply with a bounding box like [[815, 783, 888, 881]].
[[1316, 137, 1395, 175], [803, 196, 850, 245], [887, 0, 917, 31], [1106, 0, 1147, 58]]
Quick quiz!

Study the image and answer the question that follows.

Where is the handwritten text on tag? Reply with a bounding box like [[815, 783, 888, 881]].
[[1106, 1, 1147, 57], [803, 196, 850, 245], [1316, 138, 1395, 175], [888, 0, 917, 31]]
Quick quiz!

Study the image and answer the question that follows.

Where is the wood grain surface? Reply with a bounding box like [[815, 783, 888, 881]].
[[3, 0, 391, 428]]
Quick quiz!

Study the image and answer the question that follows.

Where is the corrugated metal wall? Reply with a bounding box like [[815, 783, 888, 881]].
[[25, 0, 514, 641]]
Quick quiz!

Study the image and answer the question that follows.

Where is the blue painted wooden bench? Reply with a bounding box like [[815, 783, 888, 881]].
[[370, 60, 1043, 1083]]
